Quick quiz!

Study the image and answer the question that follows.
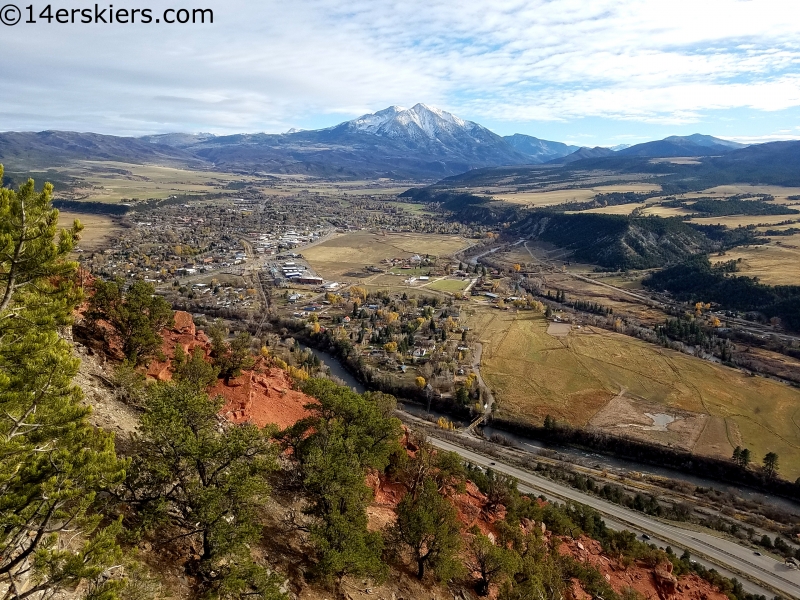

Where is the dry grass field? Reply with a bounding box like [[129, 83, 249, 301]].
[[56, 161, 263, 203], [303, 231, 471, 280], [496, 189, 597, 206], [57, 210, 123, 252], [470, 308, 800, 477], [578, 204, 645, 216], [698, 184, 800, 202], [640, 205, 695, 218], [494, 183, 661, 207], [711, 237, 800, 286], [689, 214, 799, 227], [52, 162, 418, 204]]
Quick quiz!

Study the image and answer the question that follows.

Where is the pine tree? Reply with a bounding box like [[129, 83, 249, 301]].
[[393, 478, 464, 581], [468, 531, 520, 596], [87, 277, 174, 364], [0, 167, 127, 596], [738, 447, 751, 468], [284, 380, 402, 588], [763, 452, 779, 479], [209, 321, 256, 384], [124, 380, 285, 598]]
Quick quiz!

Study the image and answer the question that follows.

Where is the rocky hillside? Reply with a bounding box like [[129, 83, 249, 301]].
[[516, 212, 711, 270], [64, 311, 738, 600]]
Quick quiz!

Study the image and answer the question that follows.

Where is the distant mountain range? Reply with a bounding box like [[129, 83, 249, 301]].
[[0, 130, 204, 169], [615, 133, 746, 158], [502, 134, 579, 163], [0, 104, 766, 180], [430, 139, 800, 192], [547, 146, 617, 165]]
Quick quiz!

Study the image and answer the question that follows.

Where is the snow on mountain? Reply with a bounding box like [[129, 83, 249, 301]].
[[348, 106, 406, 134], [343, 103, 480, 144]]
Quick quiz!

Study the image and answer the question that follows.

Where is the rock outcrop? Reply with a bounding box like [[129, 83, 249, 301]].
[[144, 311, 314, 430]]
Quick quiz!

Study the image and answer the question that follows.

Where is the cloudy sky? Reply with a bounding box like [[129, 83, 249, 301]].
[[2, 0, 800, 145]]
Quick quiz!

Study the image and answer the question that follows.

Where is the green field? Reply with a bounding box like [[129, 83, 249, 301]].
[[425, 278, 470, 292]]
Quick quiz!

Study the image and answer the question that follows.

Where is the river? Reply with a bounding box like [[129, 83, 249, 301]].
[[300, 344, 366, 393], [300, 344, 799, 514]]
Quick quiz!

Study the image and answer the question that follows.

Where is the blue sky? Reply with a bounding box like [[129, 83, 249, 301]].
[[2, 0, 800, 146]]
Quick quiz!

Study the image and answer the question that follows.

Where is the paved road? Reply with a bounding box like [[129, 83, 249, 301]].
[[428, 437, 800, 599]]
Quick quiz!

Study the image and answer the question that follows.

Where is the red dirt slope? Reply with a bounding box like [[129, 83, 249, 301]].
[[145, 311, 313, 429]]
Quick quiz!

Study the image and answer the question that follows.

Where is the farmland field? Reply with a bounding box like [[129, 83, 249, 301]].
[[53, 161, 264, 203], [577, 204, 645, 215], [470, 308, 800, 478], [57, 210, 123, 252], [697, 184, 800, 202], [711, 236, 800, 286], [494, 183, 661, 207], [640, 205, 695, 218], [303, 231, 471, 280], [689, 214, 799, 227]]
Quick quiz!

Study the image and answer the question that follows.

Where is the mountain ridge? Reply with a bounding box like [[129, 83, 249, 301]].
[[502, 133, 579, 163], [0, 110, 763, 180]]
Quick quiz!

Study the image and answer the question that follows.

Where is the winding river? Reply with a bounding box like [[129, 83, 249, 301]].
[[301, 344, 799, 513]]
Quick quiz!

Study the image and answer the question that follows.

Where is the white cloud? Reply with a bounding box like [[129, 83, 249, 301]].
[[1, 0, 799, 134]]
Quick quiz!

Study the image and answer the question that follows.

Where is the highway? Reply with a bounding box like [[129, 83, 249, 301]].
[[428, 436, 800, 599]]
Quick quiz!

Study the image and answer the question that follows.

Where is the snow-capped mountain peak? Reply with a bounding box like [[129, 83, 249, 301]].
[[344, 104, 479, 142], [349, 105, 406, 134]]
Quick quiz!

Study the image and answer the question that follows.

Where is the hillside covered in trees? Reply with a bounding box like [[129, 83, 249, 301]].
[[644, 256, 800, 331]]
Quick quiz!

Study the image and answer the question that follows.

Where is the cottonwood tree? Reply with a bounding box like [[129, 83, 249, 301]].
[[124, 380, 286, 599], [0, 167, 127, 597], [87, 277, 173, 364]]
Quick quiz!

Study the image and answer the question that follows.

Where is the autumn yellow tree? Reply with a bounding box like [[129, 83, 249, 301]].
[[415, 376, 426, 389], [351, 286, 367, 302]]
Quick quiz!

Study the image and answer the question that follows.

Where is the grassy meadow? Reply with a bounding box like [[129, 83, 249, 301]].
[[303, 231, 471, 280], [57, 210, 123, 252], [469, 307, 800, 478], [711, 235, 800, 286]]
